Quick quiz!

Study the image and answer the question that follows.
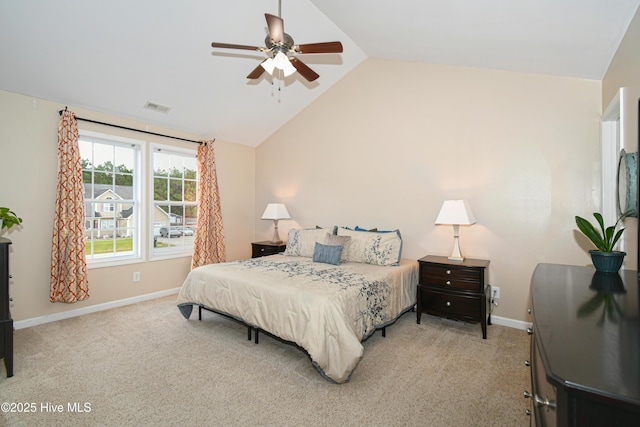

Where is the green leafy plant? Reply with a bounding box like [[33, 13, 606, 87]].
[[575, 211, 632, 252], [0, 207, 23, 231]]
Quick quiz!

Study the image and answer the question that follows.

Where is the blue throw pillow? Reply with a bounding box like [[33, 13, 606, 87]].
[[354, 226, 377, 232], [312, 242, 343, 265]]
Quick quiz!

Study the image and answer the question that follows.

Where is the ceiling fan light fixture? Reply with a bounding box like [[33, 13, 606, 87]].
[[261, 57, 276, 75], [273, 51, 296, 77], [281, 59, 296, 77]]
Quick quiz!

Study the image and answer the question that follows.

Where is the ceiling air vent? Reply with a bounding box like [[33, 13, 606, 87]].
[[143, 101, 171, 114]]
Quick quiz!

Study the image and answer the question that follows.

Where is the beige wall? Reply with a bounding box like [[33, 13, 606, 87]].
[[602, 6, 640, 263], [256, 59, 602, 323], [0, 89, 255, 321]]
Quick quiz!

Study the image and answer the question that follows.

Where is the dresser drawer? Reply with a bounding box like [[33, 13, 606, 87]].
[[419, 287, 481, 320], [420, 264, 483, 291]]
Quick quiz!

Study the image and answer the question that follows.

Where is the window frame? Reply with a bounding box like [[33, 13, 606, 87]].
[[79, 130, 145, 269], [149, 143, 198, 261]]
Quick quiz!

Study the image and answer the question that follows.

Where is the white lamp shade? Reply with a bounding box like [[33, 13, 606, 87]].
[[435, 200, 476, 225], [260, 52, 296, 78], [261, 203, 290, 220], [260, 57, 276, 75], [273, 51, 296, 77]]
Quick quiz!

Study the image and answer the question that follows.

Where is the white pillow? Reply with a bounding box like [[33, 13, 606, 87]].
[[283, 228, 329, 257], [336, 227, 403, 266]]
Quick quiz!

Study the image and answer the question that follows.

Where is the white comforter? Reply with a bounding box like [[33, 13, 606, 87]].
[[176, 254, 418, 383]]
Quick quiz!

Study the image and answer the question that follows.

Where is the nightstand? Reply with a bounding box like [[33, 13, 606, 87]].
[[251, 241, 286, 258], [416, 255, 491, 339]]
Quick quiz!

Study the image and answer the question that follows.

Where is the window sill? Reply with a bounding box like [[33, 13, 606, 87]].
[[150, 251, 193, 263], [87, 256, 144, 270]]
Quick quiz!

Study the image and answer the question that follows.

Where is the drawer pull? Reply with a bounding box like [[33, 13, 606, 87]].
[[445, 280, 451, 285], [446, 270, 451, 275], [524, 391, 532, 399], [446, 301, 451, 307], [525, 409, 531, 416], [533, 394, 556, 409], [527, 327, 534, 336], [524, 360, 531, 367]]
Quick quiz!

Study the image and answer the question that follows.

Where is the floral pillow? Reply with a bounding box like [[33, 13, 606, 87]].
[[336, 227, 402, 266], [283, 228, 329, 257]]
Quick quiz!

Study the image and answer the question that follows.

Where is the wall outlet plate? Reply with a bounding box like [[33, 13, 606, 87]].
[[492, 286, 501, 299]]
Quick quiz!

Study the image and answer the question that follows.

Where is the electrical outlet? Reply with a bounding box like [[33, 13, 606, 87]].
[[492, 286, 501, 299], [133, 272, 140, 282]]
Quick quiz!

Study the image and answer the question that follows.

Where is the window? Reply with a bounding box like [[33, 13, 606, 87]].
[[102, 197, 115, 212], [151, 145, 198, 258], [79, 132, 142, 266]]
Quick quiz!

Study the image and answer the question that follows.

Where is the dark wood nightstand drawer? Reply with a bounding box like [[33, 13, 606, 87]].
[[420, 287, 481, 320], [420, 264, 482, 291], [251, 241, 286, 258]]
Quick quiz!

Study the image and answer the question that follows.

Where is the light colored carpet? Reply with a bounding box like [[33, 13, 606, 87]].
[[0, 296, 530, 426]]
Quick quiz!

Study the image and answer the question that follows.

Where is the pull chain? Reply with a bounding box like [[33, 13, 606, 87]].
[[278, 70, 282, 103]]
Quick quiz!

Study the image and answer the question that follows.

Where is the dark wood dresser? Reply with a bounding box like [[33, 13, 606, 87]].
[[527, 263, 640, 426], [416, 255, 491, 339], [251, 241, 286, 258], [0, 237, 13, 377]]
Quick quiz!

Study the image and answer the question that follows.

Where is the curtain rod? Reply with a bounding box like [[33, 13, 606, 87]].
[[58, 109, 208, 145]]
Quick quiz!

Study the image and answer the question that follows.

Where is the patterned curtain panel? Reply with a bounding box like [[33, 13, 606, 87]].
[[50, 110, 89, 303], [191, 140, 226, 269]]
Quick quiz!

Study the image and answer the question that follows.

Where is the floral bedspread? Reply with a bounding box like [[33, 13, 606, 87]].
[[176, 255, 418, 383]]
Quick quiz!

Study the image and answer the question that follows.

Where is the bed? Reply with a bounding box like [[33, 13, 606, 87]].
[[176, 227, 419, 383]]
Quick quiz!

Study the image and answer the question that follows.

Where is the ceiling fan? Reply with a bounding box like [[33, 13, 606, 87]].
[[211, 1, 343, 82]]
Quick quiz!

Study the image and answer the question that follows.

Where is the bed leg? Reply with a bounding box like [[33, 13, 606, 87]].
[[382, 327, 386, 337], [247, 326, 251, 341], [255, 328, 259, 344], [198, 305, 202, 321]]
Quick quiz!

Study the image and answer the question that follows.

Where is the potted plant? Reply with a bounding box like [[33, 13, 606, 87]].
[[575, 211, 632, 273], [0, 207, 22, 235]]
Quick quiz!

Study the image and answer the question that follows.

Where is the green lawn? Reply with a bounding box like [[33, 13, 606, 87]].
[[86, 237, 170, 254], [87, 238, 132, 254]]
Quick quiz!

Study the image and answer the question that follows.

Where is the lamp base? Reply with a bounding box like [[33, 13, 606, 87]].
[[269, 220, 282, 243], [448, 229, 464, 261]]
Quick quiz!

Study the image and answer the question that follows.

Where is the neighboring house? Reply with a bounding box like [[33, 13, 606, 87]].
[[84, 184, 195, 238], [84, 184, 136, 238]]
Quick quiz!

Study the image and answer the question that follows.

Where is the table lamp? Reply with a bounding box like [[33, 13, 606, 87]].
[[435, 200, 476, 261], [261, 203, 290, 243]]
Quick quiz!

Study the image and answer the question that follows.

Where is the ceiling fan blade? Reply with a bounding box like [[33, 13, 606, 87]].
[[265, 13, 284, 44], [212, 42, 262, 52], [247, 61, 267, 79], [294, 41, 343, 54], [290, 57, 319, 82]]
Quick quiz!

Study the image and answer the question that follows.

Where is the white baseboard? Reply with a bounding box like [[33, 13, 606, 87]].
[[491, 315, 532, 331], [14, 288, 181, 330]]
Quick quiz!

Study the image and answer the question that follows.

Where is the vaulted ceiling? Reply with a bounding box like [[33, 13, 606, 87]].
[[1, 0, 638, 147]]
